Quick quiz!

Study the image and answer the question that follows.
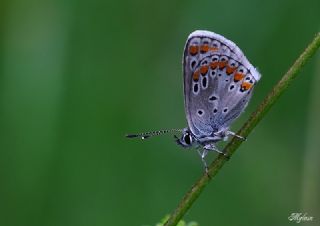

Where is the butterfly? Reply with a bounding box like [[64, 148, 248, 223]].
[[127, 30, 261, 170]]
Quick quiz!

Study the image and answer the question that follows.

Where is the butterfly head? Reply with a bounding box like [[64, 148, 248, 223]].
[[175, 128, 195, 148]]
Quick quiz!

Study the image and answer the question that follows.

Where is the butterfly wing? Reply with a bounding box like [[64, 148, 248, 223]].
[[183, 30, 261, 138]]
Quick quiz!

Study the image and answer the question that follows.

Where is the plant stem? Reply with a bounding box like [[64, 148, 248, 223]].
[[164, 32, 320, 226]]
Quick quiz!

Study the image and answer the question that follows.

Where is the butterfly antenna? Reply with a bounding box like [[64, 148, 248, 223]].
[[126, 129, 183, 140]]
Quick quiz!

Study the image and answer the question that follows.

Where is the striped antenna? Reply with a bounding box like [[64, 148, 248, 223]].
[[126, 129, 183, 140]]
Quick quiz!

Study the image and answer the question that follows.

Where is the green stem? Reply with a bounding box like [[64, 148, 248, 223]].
[[164, 32, 320, 226]]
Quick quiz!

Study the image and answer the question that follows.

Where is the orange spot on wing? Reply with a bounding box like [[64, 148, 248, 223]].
[[193, 70, 200, 81], [241, 82, 253, 90], [209, 47, 218, 52], [200, 45, 209, 53], [189, 45, 198, 55], [210, 61, 218, 69], [234, 72, 244, 82], [200, 65, 209, 75], [219, 61, 227, 69], [226, 66, 236, 75]]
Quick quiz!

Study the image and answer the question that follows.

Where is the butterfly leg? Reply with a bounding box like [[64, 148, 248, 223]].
[[196, 148, 209, 173], [224, 131, 246, 141], [204, 143, 230, 161], [203, 143, 226, 155], [213, 130, 245, 141]]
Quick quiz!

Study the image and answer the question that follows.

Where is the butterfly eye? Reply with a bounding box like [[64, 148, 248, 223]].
[[183, 134, 192, 145]]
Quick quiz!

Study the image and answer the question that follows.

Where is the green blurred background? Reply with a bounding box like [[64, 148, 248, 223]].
[[0, 0, 319, 225]]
